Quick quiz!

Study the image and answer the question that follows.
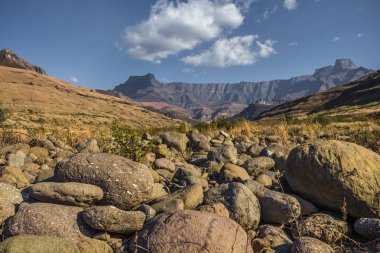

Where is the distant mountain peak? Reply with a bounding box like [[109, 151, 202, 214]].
[[334, 58, 357, 70], [0, 48, 46, 75]]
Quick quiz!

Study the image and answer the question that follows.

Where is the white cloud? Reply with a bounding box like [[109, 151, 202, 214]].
[[284, 0, 298, 10], [69, 76, 79, 83], [332, 36, 341, 42], [289, 41, 299, 46], [120, 0, 250, 63], [357, 33, 363, 38], [182, 35, 276, 67]]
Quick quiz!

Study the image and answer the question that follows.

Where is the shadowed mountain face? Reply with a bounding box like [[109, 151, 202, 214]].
[[113, 59, 373, 120], [257, 70, 380, 119], [0, 49, 47, 75]]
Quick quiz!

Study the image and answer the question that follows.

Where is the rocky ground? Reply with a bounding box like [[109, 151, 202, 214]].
[[0, 130, 379, 253]]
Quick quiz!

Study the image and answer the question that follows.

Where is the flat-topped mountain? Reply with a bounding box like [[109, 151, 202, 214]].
[[0, 49, 46, 75], [112, 59, 373, 120]]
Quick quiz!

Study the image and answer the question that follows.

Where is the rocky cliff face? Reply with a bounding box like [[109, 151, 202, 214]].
[[113, 59, 373, 120], [0, 49, 47, 75]]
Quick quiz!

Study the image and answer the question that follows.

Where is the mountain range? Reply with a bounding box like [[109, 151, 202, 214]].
[[112, 59, 373, 120]]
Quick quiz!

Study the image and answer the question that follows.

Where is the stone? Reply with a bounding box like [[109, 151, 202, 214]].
[[1, 166, 30, 188], [286, 140, 380, 218], [82, 205, 146, 234], [290, 194, 318, 215], [155, 144, 168, 158], [354, 218, 380, 240], [160, 131, 189, 153], [256, 174, 273, 187], [208, 145, 238, 164], [0, 182, 23, 220], [5, 202, 94, 243], [243, 157, 275, 177], [265, 135, 283, 145], [29, 147, 49, 164], [153, 158, 175, 172], [291, 237, 334, 253], [76, 238, 113, 253], [129, 210, 253, 253], [171, 163, 203, 187], [218, 163, 250, 183], [0, 235, 80, 253], [293, 213, 352, 244], [1, 143, 30, 157], [150, 183, 168, 200], [30, 182, 104, 207], [55, 153, 154, 210], [247, 145, 265, 157], [151, 199, 184, 213], [256, 225, 293, 253], [150, 169, 160, 183], [81, 139, 100, 153], [244, 180, 301, 224], [136, 204, 156, 221], [7, 150, 26, 168], [204, 182, 261, 230], [151, 183, 203, 210], [197, 202, 230, 218]]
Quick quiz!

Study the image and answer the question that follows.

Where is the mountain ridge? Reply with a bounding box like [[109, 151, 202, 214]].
[[112, 59, 374, 120]]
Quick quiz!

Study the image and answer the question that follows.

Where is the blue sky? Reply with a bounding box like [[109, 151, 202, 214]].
[[0, 0, 379, 89]]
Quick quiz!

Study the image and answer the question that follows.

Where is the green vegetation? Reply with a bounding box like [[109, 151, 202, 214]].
[[0, 108, 10, 124], [101, 121, 152, 162]]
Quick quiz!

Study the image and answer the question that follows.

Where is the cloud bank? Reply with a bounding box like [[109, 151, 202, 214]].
[[284, 0, 297, 10]]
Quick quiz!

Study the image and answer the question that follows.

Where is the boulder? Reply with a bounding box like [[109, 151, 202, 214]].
[[82, 205, 145, 234], [204, 182, 260, 230], [286, 140, 380, 218], [160, 132, 189, 153], [197, 202, 230, 218], [256, 174, 273, 187], [1, 166, 30, 188], [151, 199, 184, 213], [153, 158, 175, 172], [29, 147, 49, 164], [171, 163, 203, 187], [76, 238, 113, 253], [290, 194, 318, 215], [55, 153, 154, 210], [7, 150, 26, 168], [218, 163, 250, 183], [208, 145, 238, 164], [254, 225, 292, 253], [150, 183, 203, 210], [0, 182, 23, 220], [354, 218, 380, 240], [291, 237, 334, 253], [30, 182, 104, 207], [0, 235, 80, 253], [243, 157, 275, 177], [293, 213, 352, 244], [244, 180, 301, 224], [129, 210, 253, 253], [5, 202, 94, 243]]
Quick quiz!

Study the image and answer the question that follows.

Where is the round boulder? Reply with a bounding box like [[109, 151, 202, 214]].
[[291, 237, 334, 253], [354, 218, 380, 240], [55, 153, 154, 210], [5, 202, 94, 243], [0, 235, 80, 253], [129, 210, 253, 253], [286, 140, 380, 218]]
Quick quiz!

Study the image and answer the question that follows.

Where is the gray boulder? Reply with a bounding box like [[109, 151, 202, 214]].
[[354, 218, 380, 240], [160, 132, 189, 153], [291, 237, 334, 253], [55, 153, 154, 210]]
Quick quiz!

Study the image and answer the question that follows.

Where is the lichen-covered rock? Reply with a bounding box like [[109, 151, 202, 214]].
[[208, 145, 238, 164], [5, 202, 94, 243], [30, 182, 104, 207], [286, 140, 380, 218], [129, 210, 253, 253], [82, 205, 145, 234], [55, 153, 154, 210], [0, 182, 23, 221], [0, 235, 80, 253], [218, 163, 250, 183], [293, 213, 352, 244], [204, 182, 260, 230], [243, 157, 275, 177]]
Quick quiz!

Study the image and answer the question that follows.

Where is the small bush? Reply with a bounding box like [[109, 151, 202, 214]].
[[101, 121, 151, 162], [0, 108, 10, 124]]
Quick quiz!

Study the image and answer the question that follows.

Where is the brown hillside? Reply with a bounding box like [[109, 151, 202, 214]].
[[0, 66, 181, 130], [257, 70, 380, 119]]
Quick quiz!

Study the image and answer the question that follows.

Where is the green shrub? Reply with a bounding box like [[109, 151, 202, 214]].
[[101, 121, 151, 162], [0, 108, 10, 124]]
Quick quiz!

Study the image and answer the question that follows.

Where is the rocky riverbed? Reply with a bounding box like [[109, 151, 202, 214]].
[[0, 131, 379, 252]]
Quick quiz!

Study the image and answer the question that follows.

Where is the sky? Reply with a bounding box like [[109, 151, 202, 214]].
[[0, 0, 379, 89]]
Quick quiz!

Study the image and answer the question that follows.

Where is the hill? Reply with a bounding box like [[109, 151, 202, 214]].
[[257, 70, 380, 119], [0, 49, 46, 75], [0, 66, 181, 131], [111, 59, 373, 120]]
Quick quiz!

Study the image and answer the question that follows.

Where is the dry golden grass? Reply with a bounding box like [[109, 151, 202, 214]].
[[0, 66, 181, 132]]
